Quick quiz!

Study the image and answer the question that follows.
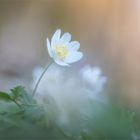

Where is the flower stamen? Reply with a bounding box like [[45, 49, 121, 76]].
[[55, 45, 69, 60]]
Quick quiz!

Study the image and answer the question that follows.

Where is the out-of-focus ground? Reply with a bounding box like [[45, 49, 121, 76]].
[[0, 0, 140, 109]]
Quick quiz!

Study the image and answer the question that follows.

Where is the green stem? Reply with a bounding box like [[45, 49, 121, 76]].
[[32, 62, 52, 96], [13, 100, 22, 109]]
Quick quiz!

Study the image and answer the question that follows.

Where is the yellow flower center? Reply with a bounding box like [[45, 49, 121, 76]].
[[55, 45, 69, 59]]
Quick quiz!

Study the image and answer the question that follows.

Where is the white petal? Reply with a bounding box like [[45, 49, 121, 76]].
[[54, 58, 70, 66], [68, 41, 80, 51], [64, 51, 83, 63], [92, 67, 102, 77], [59, 32, 71, 44], [46, 38, 53, 57], [51, 29, 61, 48]]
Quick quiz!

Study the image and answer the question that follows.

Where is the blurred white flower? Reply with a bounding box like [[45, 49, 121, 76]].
[[80, 65, 107, 93], [46, 29, 83, 66], [31, 64, 107, 135]]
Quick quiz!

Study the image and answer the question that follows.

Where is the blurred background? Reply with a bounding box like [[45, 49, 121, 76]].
[[0, 0, 140, 109]]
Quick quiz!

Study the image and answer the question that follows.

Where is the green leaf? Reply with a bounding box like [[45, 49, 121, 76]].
[[11, 86, 36, 105], [10, 86, 23, 100], [0, 92, 12, 102]]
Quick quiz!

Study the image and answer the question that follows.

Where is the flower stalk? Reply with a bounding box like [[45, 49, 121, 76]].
[[32, 62, 52, 96]]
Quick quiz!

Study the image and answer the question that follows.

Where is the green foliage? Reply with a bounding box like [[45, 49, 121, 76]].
[[10, 86, 36, 105], [0, 86, 70, 139], [0, 86, 139, 139], [84, 103, 134, 139], [0, 92, 12, 102]]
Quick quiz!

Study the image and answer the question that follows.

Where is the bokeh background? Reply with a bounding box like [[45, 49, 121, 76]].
[[0, 0, 140, 109]]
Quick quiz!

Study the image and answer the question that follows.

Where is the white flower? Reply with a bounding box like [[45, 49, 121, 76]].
[[46, 29, 83, 66], [80, 65, 107, 93]]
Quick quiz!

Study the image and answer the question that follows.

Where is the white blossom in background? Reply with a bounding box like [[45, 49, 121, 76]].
[[46, 29, 83, 66], [80, 65, 107, 101], [31, 64, 107, 135]]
